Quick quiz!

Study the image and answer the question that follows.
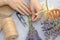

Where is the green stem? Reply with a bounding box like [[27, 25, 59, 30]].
[[28, 16, 34, 30]]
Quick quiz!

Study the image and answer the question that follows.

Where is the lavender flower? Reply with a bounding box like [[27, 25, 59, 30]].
[[42, 19, 60, 40], [26, 16, 42, 40]]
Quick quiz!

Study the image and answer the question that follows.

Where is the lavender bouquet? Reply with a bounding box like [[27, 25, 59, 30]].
[[26, 16, 42, 40]]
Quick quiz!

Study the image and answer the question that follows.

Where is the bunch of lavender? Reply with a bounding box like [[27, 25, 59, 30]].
[[42, 19, 60, 40], [26, 16, 42, 40]]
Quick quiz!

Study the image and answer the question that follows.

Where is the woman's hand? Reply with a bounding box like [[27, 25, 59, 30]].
[[6, 0, 31, 15], [30, 0, 43, 22], [0, 0, 7, 6]]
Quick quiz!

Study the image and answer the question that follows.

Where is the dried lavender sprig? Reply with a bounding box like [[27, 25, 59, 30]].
[[42, 19, 60, 40], [52, 19, 60, 33], [26, 16, 42, 40], [50, 19, 60, 40], [42, 20, 55, 40]]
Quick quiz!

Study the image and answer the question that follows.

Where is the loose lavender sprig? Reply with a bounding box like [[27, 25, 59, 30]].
[[42, 19, 60, 40], [26, 16, 42, 40]]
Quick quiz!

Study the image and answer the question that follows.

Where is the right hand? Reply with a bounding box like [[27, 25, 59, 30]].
[[6, 0, 31, 15], [30, 0, 43, 22]]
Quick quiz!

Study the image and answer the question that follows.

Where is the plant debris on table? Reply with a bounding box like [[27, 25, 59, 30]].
[[42, 19, 60, 40]]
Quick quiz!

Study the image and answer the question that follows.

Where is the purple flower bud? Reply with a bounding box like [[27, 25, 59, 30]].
[[26, 29, 42, 40]]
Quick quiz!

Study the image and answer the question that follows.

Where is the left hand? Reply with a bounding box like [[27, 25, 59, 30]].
[[6, 0, 31, 15], [30, 0, 43, 22]]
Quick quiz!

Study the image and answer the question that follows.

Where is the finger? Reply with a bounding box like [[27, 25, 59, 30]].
[[22, 1, 32, 14], [19, 2, 31, 14], [21, 0, 29, 8], [11, 4, 25, 15], [32, 14, 40, 22], [34, 13, 42, 21], [32, 15, 36, 22], [30, 4, 35, 15], [15, 7, 25, 15], [17, 4, 29, 16], [32, 15, 39, 22], [32, 12, 42, 22], [31, 11, 36, 21], [32, 14, 35, 21]]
